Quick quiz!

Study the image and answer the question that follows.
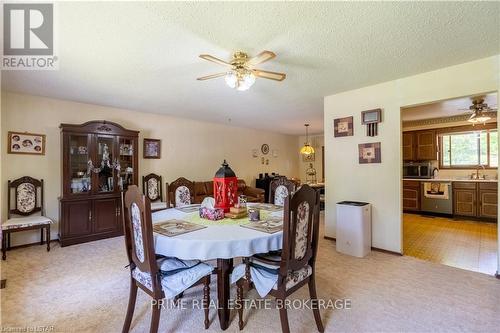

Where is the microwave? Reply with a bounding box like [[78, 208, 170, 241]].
[[403, 162, 432, 179]]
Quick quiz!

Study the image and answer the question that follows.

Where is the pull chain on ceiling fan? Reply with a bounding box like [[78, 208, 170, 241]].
[[197, 50, 286, 91]]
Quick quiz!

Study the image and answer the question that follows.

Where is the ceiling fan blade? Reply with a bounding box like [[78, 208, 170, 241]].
[[253, 69, 286, 81], [247, 50, 276, 66], [199, 54, 231, 67], [197, 72, 227, 81]]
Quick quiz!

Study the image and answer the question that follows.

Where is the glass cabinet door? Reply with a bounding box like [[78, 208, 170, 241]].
[[68, 134, 91, 194], [93, 135, 117, 193], [118, 137, 136, 191]]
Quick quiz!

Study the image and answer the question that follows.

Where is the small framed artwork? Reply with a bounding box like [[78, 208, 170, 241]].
[[143, 138, 161, 159], [358, 142, 381, 164], [361, 108, 382, 124], [302, 152, 315, 162], [334, 116, 354, 137], [8, 131, 46, 155]]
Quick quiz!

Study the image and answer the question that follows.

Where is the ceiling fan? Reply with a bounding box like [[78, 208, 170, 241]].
[[462, 96, 498, 124], [197, 50, 286, 91]]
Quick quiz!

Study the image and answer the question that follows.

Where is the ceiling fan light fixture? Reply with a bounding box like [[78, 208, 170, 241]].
[[466, 96, 494, 125], [225, 69, 256, 91], [224, 71, 238, 88]]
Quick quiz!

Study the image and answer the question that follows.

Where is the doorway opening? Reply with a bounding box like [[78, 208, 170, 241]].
[[401, 92, 498, 275]]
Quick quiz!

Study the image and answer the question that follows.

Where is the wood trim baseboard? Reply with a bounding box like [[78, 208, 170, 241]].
[[323, 236, 403, 256]]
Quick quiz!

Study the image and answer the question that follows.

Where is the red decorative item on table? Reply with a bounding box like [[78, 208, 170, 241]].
[[213, 160, 238, 213]]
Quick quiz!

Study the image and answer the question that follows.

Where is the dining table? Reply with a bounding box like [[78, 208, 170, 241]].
[[151, 203, 284, 330]]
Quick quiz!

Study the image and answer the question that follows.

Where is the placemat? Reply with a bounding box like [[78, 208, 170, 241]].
[[175, 204, 201, 213], [250, 203, 283, 212], [153, 219, 206, 237], [240, 217, 283, 234]]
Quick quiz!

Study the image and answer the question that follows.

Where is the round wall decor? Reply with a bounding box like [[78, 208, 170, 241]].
[[261, 144, 269, 155]]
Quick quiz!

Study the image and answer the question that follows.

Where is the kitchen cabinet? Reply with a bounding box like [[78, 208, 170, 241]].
[[403, 180, 420, 211], [453, 182, 477, 217], [402, 130, 436, 161], [416, 130, 437, 160], [402, 132, 416, 161], [453, 182, 498, 220], [478, 183, 498, 219]]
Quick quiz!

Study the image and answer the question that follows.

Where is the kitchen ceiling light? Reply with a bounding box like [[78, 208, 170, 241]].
[[467, 96, 493, 124], [300, 124, 315, 155]]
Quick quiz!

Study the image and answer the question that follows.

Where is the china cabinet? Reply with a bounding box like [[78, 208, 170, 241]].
[[59, 120, 139, 246]]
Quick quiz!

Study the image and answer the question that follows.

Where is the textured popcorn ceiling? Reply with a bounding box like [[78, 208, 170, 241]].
[[2, 2, 499, 134]]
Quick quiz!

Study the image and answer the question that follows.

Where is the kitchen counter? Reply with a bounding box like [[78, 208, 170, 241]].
[[403, 178, 498, 183]]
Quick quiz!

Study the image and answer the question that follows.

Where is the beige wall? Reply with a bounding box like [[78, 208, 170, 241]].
[[298, 135, 324, 183], [324, 55, 499, 270], [1, 92, 299, 246]]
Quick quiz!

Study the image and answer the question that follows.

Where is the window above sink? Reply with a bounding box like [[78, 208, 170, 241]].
[[439, 128, 497, 169]]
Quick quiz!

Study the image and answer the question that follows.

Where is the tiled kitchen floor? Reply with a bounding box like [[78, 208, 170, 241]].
[[403, 213, 498, 275]]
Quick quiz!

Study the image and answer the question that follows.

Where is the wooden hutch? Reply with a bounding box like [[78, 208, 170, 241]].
[[59, 121, 139, 246]]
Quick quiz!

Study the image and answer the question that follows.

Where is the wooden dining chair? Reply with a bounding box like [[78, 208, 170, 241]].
[[167, 177, 195, 207], [2, 176, 52, 260], [122, 185, 212, 333], [235, 184, 324, 333], [269, 177, 297, 206], [142, 173, 167, 212]]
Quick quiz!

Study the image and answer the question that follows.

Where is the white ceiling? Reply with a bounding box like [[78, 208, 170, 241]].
[[402, 93, 498, 121], [2, 2, 499, 135]]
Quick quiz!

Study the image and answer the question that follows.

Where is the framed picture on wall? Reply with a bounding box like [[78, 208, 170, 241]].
[[358, 142, 381, 164], [334, 116, 354, 137], [8, 131, 46, 155], [143, 138, 161, 159]]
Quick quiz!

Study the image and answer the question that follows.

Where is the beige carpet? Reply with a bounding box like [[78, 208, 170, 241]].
[[1, 218, 499, 333]]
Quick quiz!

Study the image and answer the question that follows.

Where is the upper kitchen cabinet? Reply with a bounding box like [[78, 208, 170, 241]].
[[402, 130, 437, 161], [402, 132, 416, 161], [416, 130, 437, 160]]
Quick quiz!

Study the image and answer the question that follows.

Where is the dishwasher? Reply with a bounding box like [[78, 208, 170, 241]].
[[421, 182, 453, 214]]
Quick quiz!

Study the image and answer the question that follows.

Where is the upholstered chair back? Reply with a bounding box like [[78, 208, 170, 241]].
[[168, 177, 194, 207], [269, 177, 296, 206], [142, 173, 163, 202], [123, 186, 162, 298], [8, 176, 44, 218], [278, 184, 320, 279]]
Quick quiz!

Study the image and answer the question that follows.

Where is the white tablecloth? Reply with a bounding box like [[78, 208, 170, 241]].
[[152, 206, 283, 260]]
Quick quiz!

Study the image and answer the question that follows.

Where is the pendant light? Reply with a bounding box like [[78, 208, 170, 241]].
[[300, 124, 315, 155]]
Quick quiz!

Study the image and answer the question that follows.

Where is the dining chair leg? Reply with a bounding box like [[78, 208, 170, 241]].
[[149, 300, 161, 333], [236, 280, 244, 330], [308, 278, 324, 333], [40, 228, 44, 245], [122, 280, 138, 333], [203, 275, 211, 329], [46, 225, 51, 252], [278, 298, 290, 333]]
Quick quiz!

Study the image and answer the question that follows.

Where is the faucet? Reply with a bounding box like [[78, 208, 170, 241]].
[[474, 165, 486, 180]]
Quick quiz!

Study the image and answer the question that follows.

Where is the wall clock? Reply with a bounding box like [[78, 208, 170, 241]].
[[261, 144, 269, 155]]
